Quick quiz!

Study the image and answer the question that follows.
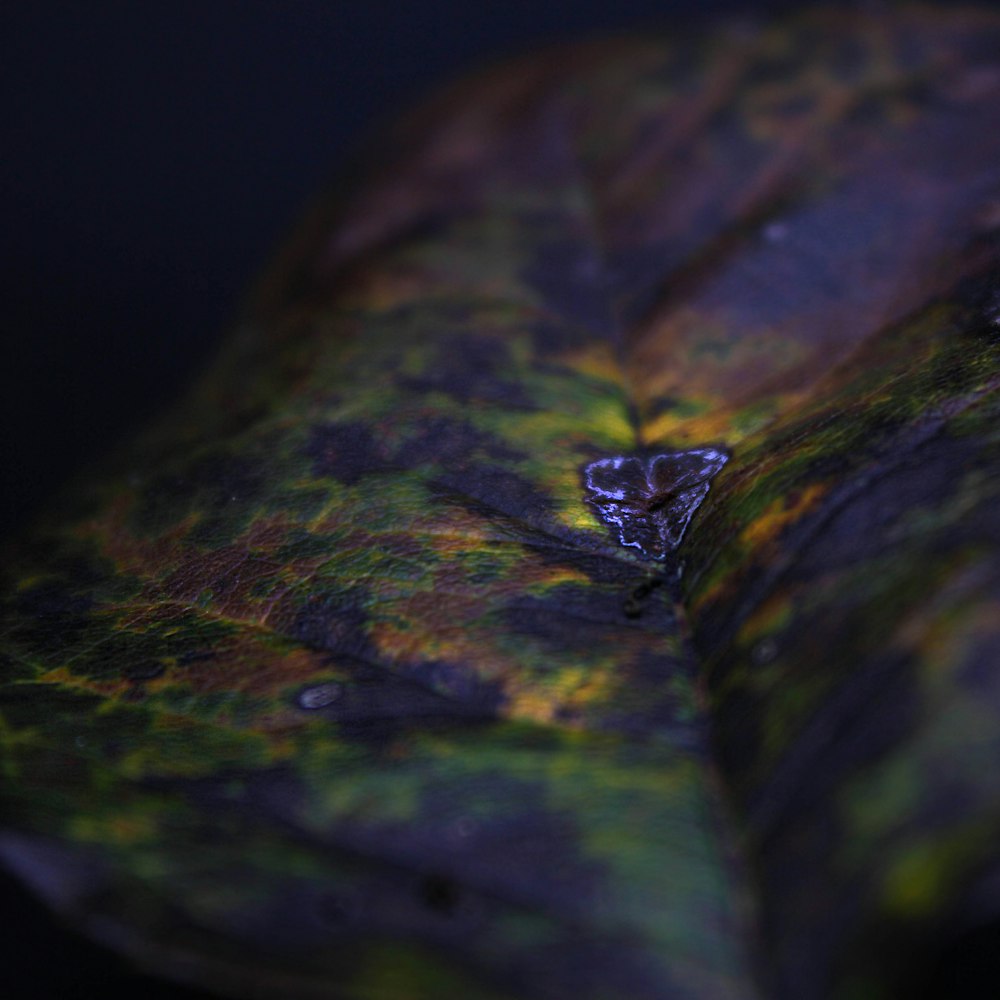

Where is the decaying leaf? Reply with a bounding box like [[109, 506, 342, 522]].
[[4, 5, 1000, 998]]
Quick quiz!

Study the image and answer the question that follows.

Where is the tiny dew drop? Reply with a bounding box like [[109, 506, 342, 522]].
[[762, 221, 790, 243], [752, 638, 778, 665], [449, 816, 477, 841], [297, 682, 343, 710]]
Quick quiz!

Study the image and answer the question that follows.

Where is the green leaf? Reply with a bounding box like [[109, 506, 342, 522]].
[[4, 6, 1000, 998]]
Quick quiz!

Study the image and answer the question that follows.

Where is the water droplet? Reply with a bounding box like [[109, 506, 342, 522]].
[[762, 222, 790, 243], [297, 682, 343, 710], [752, 638, 778, 665], [584, 448, 728, 559], [449, 816, 477, 841]]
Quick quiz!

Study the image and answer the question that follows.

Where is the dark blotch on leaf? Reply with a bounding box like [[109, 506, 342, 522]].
[[124, 660, 166, 681], [435, 464, 555, 526], [521, 233, 615, 349], [622, 575, 666, 619], [132, 452, 265, 542], [420, 873, 461, 915], [305, 422, 384, 485], [288, 586, 372, 658], [397, 416, 523, 470], [399, 334, 535, 408], [306, 414, 526, 487]]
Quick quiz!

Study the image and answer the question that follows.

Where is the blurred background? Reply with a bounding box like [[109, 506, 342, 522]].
[[0, 0, 811, 543]]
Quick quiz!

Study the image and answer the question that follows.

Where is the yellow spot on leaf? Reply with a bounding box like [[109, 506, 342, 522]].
[[560, 342, 624, 384], [740, 482, 827, 549], [881, 842, 946, 917], [739, 594, 793, 645]]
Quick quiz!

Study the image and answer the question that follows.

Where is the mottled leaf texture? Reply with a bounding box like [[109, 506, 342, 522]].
[[4, 6, 1000, 999]]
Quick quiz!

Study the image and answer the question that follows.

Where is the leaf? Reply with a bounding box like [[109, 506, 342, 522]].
[[4, 6, 1000, 998]]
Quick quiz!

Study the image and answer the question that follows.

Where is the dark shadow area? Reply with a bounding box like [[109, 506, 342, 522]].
[[0, 868, 221, 999], [915, 920, 1000, 1000]]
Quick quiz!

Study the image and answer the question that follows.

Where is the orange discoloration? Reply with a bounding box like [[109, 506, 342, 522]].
[[740, 482, 827, 550], [738, 594, 794, 647], [37, 664, 131, 701], [559, 342, 625, 386]]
